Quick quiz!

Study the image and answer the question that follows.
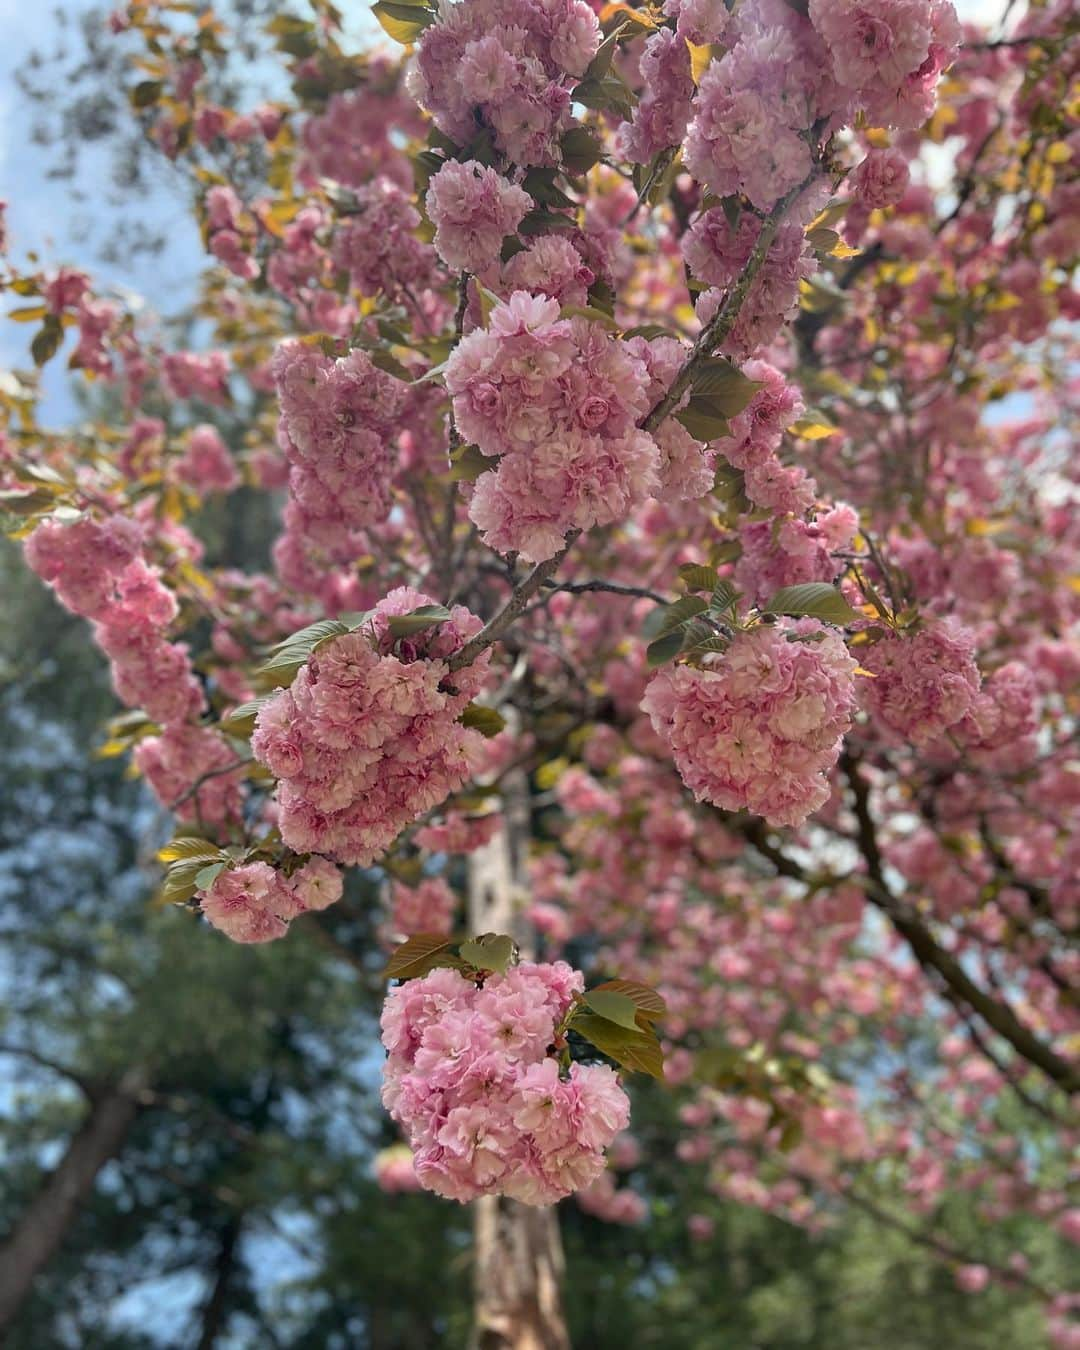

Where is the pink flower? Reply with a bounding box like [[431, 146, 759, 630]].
[[426, 160, 533, 274], [198, 862, 304, 944], [850, 148, 910, 208], [381, 961, 630, 1205], [643, 623, 857, 827]]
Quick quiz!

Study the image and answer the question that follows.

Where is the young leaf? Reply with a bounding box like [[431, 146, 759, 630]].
[[158, 837, 226, 864], [458, 703, 507, 738], [371, 1, 433, 44], [582, 989, 640, 1030], [219, 696, 272, 739], [573, 1013, 665, 1079], [193, 861, 227, 892], [591, 978, 667, 1022], [459, 933, 515, 975], [763, 583, 862, 625], [386, 604, 452, 638], [384, 933, 456, 981]]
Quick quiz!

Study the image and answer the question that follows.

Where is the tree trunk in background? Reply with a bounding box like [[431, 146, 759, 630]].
[[467, 750, 571, 1350], [0, 1066, 147, 1334], [196, 1213, 243, 1350]]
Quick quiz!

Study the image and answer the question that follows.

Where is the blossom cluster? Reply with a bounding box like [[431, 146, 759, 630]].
[[445, 292, 661, 561], [251, 588, 490, 866], [25, 515, 204, 728], [425, 160, 533, 275], [682, 0, 959, 210], [858, 619, 980, 746], [642, 622, 858, 827], [271, 338, 408, 555], [196, 856, 344, 944], [331, 176, 438, 298], [409, 0, 600, 166], [381, 962, 630, 1204]]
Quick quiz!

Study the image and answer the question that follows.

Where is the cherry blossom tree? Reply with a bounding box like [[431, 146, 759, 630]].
[[2, 0, 1077, 1344]]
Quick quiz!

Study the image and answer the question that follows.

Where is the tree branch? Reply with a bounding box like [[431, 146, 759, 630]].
[[841, 752, 1079, 1096], [447, 533, 580, 672]]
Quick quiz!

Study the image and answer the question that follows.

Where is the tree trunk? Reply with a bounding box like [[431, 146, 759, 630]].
[[196, 1213, 243, 1350], [0, 1066, 147, 1334], [467, 747, 571, 1350]]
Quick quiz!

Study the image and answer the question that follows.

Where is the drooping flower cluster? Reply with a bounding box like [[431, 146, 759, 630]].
[[381, 962, 630, 1204], [425, 160, 533, 275], [682, 0, 959, 209], [445, 292, 660, 561], [409, 0, 600, 166], [251, 589, 491, 866], [331, 176, 438, 298], [272, 338, 408, 549], [173, 423, 239, 495], [615, 28, 695, 166], [809, 0, 961, 130], [642, 622, 858, 827], [196, 856, 344, 944], [384, 876, 458, 943], [25, 515, 204, 727], [857, 619, 980, 746], [682, 3, 835, 210]]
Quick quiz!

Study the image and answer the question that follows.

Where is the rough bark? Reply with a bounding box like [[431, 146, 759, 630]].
[[0, 1066, 148, 1334], [467, 741, 571, 1350]]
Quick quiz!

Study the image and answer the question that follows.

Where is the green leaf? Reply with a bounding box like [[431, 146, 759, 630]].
[[384, 933, 457, 981], [459, 933, 515, 975], [518, 208, 577, 236], [193, 862, 227, 892], [712, 462, 744, 501], [386, 604, 452, 638], [458, 703, 506, 738], [675, 396, 731, 442], [591, 979, 667, 1022], [559, 127, 602, 176], [30, 316, 64, 367], [679, 563, 720, 592], [710, 579, 738, 614], [162, 861, 210, 906], [572, 1013, 665, 1079], [621, 323, 672, 341], [256, 618, 351, 688], [583, 989, 640, 1030], [449, 443, 490, 482], [763, 583, 861, 626], [522, 168, 576, 209], [646, 630, 686, 668], [371, 1, 434, 43], [220, 696, 272, 739], [561, 304, 619, 331], [130, 80, 164, 108], [572, 72, 636, 118], [690, 358, 762, 415], [266, 618, 350, 657], [158, 837, 225, 864], [643, 595, 708, 639]]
